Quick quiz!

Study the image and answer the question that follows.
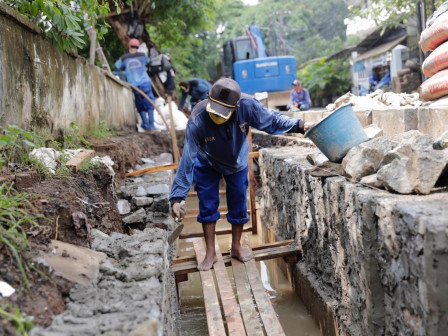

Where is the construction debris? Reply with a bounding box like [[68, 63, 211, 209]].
[[433, 130, 448, 149]]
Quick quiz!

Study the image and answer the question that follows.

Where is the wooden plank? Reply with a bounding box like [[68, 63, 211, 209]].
[[231, 258, 264, 336], [125, 163, 178, 177], [244, 245, 286, 336], [192, 239, 226, 336], [213, 243, 246, 335], [247, 128, 258, 234], [179, 226, 252, 239], [174, 240, 295, 264], [172, 244, 299, 275], [249, 151, 260, 159], [65, 150, 95, 172]]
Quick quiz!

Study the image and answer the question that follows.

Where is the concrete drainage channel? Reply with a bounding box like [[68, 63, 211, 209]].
[[31, 129, 448, 336]]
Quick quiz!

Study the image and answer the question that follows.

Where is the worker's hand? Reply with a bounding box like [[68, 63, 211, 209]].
[[293, 103, 299, 108], [171, 200, 186, 221], [304, 122, 315, 132]]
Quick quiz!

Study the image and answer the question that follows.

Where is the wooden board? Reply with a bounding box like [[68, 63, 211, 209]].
[[192, 238, 226, 336], [174, 240, 295, 264], [173, 244, 299, 275], [231, 258, 264, 336], [213, 243, 246, 335], [65, 150, 95, 172], [125, 163, 178, 177], [244, 246, 286, 336]]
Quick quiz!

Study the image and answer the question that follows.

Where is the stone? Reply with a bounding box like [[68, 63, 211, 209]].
[[364, 124, 383, 139], [133, 197, 154, 207], [433, 130, 448, 150], [342, 137, 398, 180], [135, 186, 147, 197], [306, 150, 329, 165], [117, 199, 131, 215], [309, 162, 346, 177], [146, 184, 169, 195], [150, 195, 170, 213], [359, 174, 383, 189], [122, 208, 146, 224]]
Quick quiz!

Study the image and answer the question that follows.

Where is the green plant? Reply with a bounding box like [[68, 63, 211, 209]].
[[0, 125, 36, 169], [54, 153, 72, 177], [298, 58, 351, 105], [0, 304, 34, 336], [0, 184, 40, 289], [62, 122, 92, 149], [80, 158, 100, 172], [86, 120, 119, 139]]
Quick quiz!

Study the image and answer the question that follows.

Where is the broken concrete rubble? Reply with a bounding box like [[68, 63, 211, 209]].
[[433, 130, 448, 149]]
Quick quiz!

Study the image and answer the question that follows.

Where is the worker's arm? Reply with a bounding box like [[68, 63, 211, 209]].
[[247, 99, 305, 134], [114, 58, 124, 70], [169, 123, 199, 203]]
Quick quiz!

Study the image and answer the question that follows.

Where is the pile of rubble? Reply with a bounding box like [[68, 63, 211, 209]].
[[308, 128, 448, 195], [326, 90, 422, 111]]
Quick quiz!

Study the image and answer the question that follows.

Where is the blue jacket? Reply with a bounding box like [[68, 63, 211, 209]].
[[115, 52, 151, 86], [180, 78, 212, 108], [289, 88, 312, 107], [169, 94, 303, 201]]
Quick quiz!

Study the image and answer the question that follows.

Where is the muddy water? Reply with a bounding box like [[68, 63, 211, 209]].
[[178, 197, 321, 336]]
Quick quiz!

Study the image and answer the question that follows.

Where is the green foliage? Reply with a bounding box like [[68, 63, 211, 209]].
[[298, 58, 351, 103], [54, 153, 72, 177], [86, 120, 119, 139], [3, 0, 111, 53], [80, 158, 100, 171], [0, 184, 40, 290], [349, 0, 444, 32], [0, 125, 36, 169], [0, 304, 34, 336], [62, 122, 92, 149]]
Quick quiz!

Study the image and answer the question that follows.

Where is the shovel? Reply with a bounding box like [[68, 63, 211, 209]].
[[168, 218, 184, 245]]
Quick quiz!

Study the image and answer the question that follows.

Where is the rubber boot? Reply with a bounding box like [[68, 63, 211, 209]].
[[148, 108, 157, 130], [139, 111, 150, 130]]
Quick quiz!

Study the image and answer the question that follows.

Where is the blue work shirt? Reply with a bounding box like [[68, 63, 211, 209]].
[[369, 72, 381, 86], [170, 94, 302, 201], [115, 52, 151, 86], [289, 88, 312, 107], [180, 78, 212, 108]]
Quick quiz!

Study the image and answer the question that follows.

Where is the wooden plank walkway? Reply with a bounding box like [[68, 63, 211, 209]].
[[189, 238, 291, 335]]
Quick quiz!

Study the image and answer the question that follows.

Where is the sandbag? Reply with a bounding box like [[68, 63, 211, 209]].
[[419, 68, 448, 101], [422, 40, 448, 77], [420, 11, 448, 52]]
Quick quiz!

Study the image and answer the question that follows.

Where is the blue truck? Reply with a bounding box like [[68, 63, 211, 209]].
[[222, 25, 297, 108]]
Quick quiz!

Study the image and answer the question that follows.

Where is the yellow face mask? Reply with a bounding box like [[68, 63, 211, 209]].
[[209, 112, 230, 125]]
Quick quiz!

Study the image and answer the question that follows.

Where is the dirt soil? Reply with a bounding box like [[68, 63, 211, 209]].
[[0, 128, 185, 335]]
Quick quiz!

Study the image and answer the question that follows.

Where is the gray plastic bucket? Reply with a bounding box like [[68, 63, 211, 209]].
[[304, 104, 368, 162]]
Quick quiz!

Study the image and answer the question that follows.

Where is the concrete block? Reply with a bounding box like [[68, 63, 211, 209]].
[[354, 109, 373, 127], [372, 108, 418, 136], [417, 106, 448, 139], [302, 110, 324, 123]]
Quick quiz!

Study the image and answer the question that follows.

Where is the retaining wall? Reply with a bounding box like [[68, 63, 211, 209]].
[[258, 142, 448, 336], [0, 3, 135, 132]]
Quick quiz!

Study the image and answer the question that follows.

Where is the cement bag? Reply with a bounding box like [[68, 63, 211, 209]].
[[420, 11, 448, 52], [154, 97, 188, 130], [419, 68, 448, 101], [422, 40, 448, 77]]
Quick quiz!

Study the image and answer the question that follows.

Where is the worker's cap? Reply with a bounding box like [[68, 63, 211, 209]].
[[128, 38, 140, 47], [206, 78, 241, 119], [292, 79, 301, 86]]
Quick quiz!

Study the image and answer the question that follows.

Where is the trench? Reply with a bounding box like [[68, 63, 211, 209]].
[[177, 196, 321, 336]]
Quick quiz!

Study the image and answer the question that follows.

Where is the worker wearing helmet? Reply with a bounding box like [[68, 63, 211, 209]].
[[169, 78, 313, 271], [115, 38, 157, 131], [179, 78, 212, 114]]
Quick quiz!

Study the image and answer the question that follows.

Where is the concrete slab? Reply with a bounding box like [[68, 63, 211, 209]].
[[371, 107, 418, 136], [417, 106, 448, 138], [40, 240, 106, 286]]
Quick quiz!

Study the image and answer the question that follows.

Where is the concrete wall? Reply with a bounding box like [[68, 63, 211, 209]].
[[284, 105, 448, 139], [0, 3, 135, 133], [258, 141, 448, 336]]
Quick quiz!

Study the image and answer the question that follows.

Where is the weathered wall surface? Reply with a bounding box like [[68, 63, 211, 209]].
[[0, 3, 135, 132], [258, 144, 448, 336]]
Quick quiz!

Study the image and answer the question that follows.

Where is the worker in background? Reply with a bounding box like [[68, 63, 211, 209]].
[[369, 66, 381, 93], [288, 79, 312, 111], [115, 38, 157, 131], [179, 78, 212, 115], [170, 78, 314, 271]]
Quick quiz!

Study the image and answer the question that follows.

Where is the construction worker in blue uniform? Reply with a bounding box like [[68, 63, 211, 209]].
[[369, 67, 381, 93], [179, 78, 212, 114], [115, 38, 157, 130], [288, 79, 312, 111], [170, 78, 313, 271]]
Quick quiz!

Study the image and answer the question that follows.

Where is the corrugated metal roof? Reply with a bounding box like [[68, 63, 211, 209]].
[[354, 34, 407, 61]]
